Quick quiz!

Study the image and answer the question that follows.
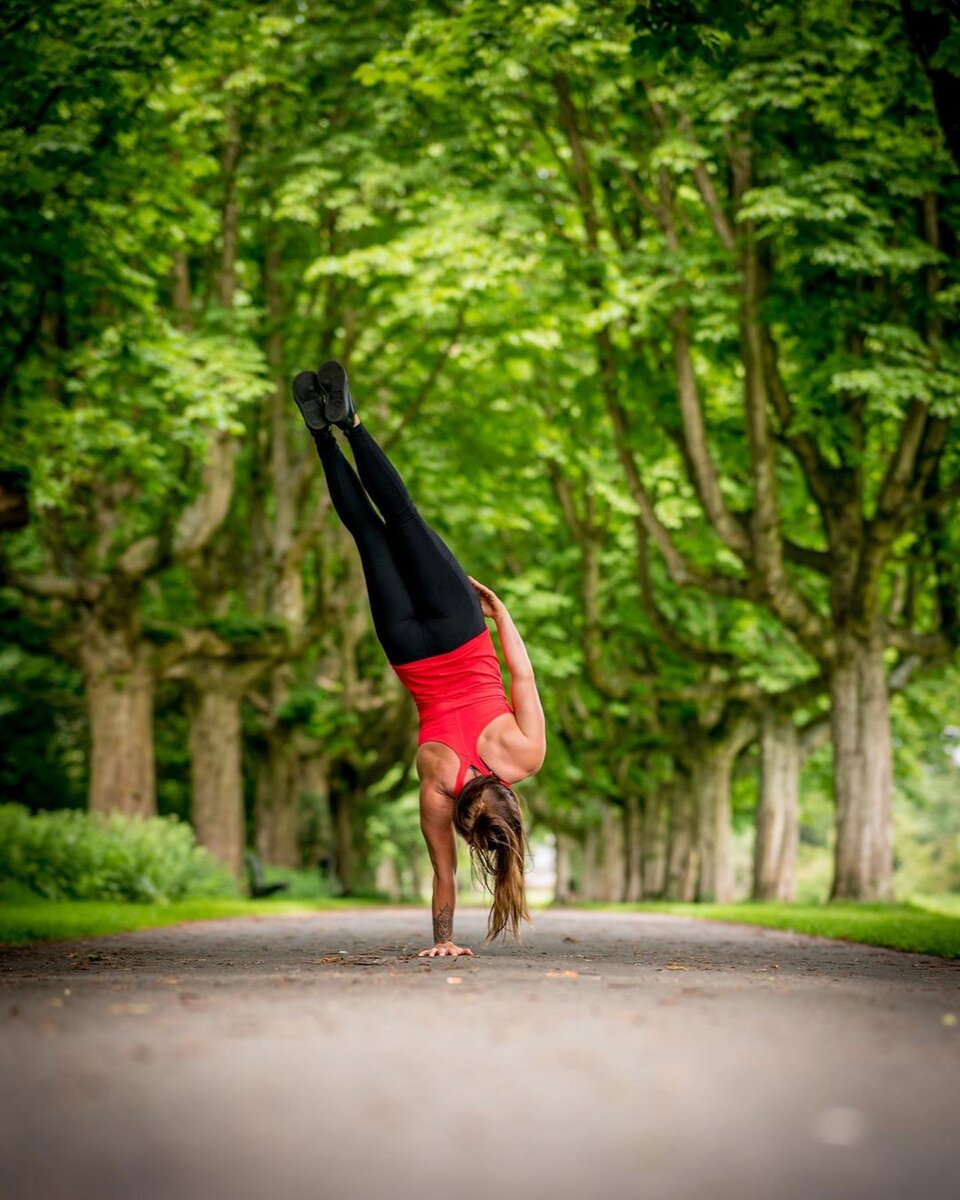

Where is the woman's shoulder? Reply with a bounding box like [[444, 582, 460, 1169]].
[[481, 713, 546, 783], [416, 742, 460, 794]]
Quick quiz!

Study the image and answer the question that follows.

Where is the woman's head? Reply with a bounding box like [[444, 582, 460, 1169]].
[[453, 773, 530, 942]]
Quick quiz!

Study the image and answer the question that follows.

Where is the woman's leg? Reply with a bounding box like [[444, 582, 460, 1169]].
[[313, 430, 429, 664], [342, 423, 485, 646]]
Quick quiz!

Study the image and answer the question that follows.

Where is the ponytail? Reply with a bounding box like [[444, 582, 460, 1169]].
[[453, 775, 531, 942]]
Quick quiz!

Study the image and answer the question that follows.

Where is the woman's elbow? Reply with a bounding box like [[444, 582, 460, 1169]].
[[525, 736, 547, 775]]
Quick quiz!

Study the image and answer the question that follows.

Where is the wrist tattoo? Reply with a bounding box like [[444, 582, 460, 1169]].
[[433, 904, 453, 944]]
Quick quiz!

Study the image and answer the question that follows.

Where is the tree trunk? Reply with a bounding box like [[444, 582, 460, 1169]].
[[664, 779, 698, 901], [297, 753, 333, 870], [624, 791, 644, 902], [188, 684, 245, 878], [753, 711, 800, 900], [330, 786, 373, 895], [693, 742, 739, 902], [554, 833, 576, 903], [254, 733, 301, 867], [642, 786, 669, 898], [829, 636, 894, 900], [81, 617, 156, 818], [581, 805, 625, 901], [375, 854, 401, 900]]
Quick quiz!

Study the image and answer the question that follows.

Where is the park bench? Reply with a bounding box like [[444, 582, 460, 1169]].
[[244, 852, 290, 899]]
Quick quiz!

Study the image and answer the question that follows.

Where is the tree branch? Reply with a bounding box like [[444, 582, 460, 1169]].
[[173, 432, 240, 558], [676, 110, 736, 252], [606, 397, 752, 600], [1, 564, 99, 602], [634, 521, 740, 669], [382, 305, 467, 450], [668, 309, 752, 560]]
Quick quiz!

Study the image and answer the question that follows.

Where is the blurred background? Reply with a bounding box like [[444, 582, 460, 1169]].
[[1, 0, 958, 922]]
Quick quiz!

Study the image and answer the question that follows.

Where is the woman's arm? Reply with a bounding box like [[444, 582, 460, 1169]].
[[417, 778, 474, 958], [468, 578, 546, 765]]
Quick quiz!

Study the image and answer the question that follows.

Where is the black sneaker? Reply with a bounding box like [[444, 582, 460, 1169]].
[[317, 360, 356, 430], [292, 370, 329, 432]]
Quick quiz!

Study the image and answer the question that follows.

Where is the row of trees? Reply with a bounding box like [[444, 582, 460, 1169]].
[[2, 0, 958, 902]]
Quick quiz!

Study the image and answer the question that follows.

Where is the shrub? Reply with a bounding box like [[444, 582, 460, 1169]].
[[0, 804, 238, 902]]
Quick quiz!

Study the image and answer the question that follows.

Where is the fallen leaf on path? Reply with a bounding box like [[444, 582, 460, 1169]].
[[545, 970, 580, 979], [158, 977, 181, 985], [943, 1013, 957, 1027], [664, 964, 689, 971], [562, 936, 579, 944], [109, 1003, 150, 1016], [446, 977, 463, 985]]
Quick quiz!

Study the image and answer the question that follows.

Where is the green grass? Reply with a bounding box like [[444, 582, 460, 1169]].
[[0, 897, 386, 947], [585, 900, 960, 959]]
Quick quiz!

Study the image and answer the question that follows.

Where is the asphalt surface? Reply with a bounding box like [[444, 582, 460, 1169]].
[[1, 908, 958, 1200]]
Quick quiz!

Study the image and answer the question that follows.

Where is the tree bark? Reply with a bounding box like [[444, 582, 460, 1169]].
[[187, 681, 245, 878], [624, 790, 644, 902], [829, 635, 894, 900], [581, 804, 626, 901], [692, 741, 740, 902], [330, 785, 374, 895], [554, 833, 576, 903], [664, 779, 699, 901], [642, 786, 669, 898], [753, 711, 800, 901], [81, 615, 156, 818], [254, 733, 301, 868], [375, 854, 401, 900], [297, 753, 333, 869]]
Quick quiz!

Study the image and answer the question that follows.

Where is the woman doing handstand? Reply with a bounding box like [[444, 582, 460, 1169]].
[[292, 360, 546, 958]]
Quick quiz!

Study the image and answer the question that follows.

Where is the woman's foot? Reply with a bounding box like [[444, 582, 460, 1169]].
[[317, 360, 357, 430], [292, 370, 330, 432]]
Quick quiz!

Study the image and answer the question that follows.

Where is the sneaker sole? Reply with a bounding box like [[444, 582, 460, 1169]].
[[317, 360, 353, 425], [292, 371, 329, 431]]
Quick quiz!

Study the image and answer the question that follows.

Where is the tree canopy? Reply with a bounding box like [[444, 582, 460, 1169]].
[[1, 0, 958, 904]]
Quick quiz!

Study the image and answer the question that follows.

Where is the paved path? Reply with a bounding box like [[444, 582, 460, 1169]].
[[1, 908, 958, 1200]]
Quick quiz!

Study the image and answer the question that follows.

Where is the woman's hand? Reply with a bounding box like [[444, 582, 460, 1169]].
[[468, 576, 504, 621], [417, 942, 475, 958]]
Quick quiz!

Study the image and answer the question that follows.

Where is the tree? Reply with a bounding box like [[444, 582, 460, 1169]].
[[359, 0, 960, 899]]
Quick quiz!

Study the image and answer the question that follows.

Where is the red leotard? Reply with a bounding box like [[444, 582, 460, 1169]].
[[392, 628, 513, 794]]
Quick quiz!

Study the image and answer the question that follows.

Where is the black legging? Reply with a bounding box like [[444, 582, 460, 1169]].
[[315, 424, 485, 666]]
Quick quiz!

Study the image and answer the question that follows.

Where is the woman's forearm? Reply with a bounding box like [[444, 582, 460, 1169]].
[[495, 605, 535, 681], [431, 871, 457, 944], [494, 603, 545, 751]]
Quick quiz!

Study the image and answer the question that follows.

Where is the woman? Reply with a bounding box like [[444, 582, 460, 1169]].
[[292, 361, 546, 958]]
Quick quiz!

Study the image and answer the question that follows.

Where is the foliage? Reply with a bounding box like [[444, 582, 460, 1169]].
[[0, 804, 237, 902], [0, 595, 86, 809], [0, 0, 957, 903]]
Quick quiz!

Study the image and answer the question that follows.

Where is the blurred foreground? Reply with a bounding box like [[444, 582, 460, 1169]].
[[2, 908, 958, 1200]]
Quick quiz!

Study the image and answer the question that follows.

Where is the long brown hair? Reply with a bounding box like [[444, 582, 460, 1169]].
[[453, 773, 530, 942]]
